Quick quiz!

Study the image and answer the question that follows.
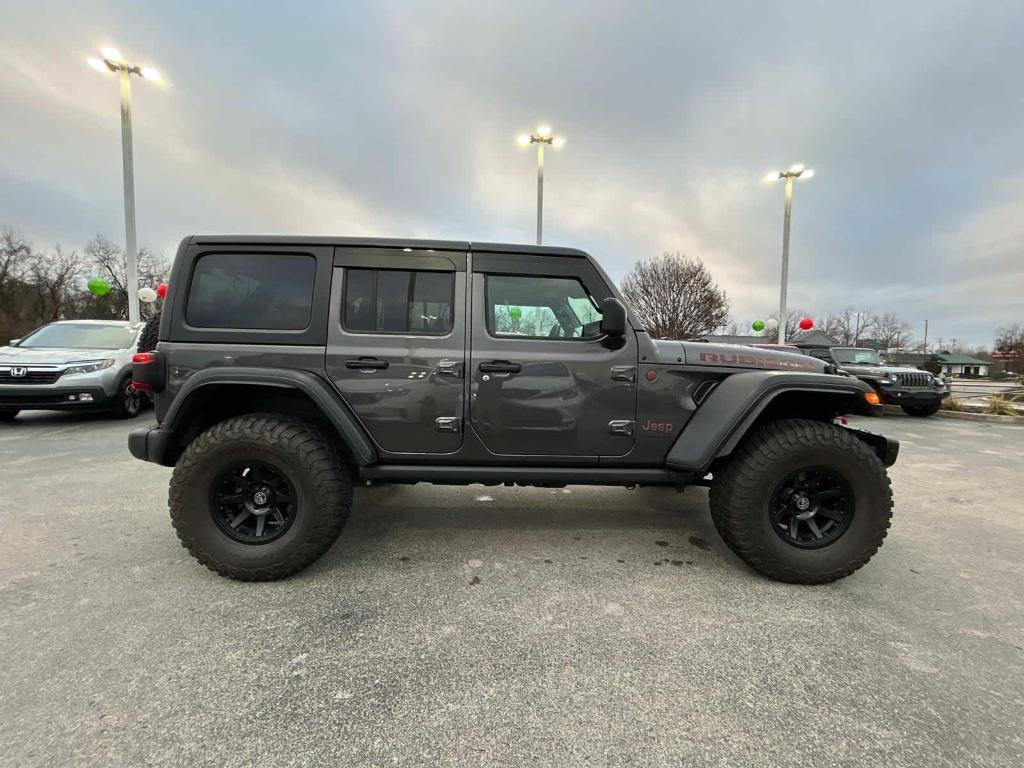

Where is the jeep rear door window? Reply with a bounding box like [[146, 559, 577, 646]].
[[343, 269, 453, 335], [186, 252, 316, 330], [485, 274, 601, 339]]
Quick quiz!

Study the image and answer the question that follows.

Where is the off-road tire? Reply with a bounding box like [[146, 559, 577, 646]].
[[137, 311, 161, 353], [0, 410, 18, 422], [709, 418, 892, 584], [169, 414, 353, 581], [110, 376, 142, 419], [901, 401, 941, 417]]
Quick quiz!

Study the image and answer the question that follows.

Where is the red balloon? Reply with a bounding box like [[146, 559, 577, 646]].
[[799, 317, 814, 331], [156, 283, 168, 299]]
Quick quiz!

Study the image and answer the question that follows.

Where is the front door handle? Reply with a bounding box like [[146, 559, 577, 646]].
[[479, 360, 522, 374], [345, 357, 389, 370]]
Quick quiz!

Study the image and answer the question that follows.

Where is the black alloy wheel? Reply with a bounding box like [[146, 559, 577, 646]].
[[211, 462, 298, 544], [770, 466, 854, 549]]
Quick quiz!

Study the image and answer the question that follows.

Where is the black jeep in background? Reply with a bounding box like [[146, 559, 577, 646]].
[[807, 347, 949, 416], [129, 236, 898, 585]]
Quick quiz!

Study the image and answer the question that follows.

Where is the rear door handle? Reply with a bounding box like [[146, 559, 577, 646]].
[[479, 360, 522, 374], [345, 357, 389, 370]]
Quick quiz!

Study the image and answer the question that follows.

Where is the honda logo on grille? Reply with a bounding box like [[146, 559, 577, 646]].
[[10, 367, 27, 377]]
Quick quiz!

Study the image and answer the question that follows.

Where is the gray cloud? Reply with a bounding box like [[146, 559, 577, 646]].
[[1, 0, 1021, 347]]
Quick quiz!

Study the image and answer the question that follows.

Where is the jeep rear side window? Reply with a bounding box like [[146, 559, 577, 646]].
[[486, 274, 601, 339], [186, 252, 316, 330], [343, 269, 453, 335]]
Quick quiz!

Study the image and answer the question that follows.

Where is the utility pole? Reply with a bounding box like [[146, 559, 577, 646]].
[[765, 164, 814, 345], [922, 319, 928, 352], [88, 47, 161, 326], [517, 126, 565, 245]]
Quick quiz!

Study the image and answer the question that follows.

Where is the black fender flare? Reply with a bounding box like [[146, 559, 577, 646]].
[[128, 367, 376, 467], [665, 371, 874, 472]]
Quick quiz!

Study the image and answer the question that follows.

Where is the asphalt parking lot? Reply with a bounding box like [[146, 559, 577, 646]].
[[1, 411, 1022, 767]]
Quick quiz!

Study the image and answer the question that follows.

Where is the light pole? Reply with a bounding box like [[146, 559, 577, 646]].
[[517, 125, 565, 245], [88, 47, 161, 326], [764, 163, 814, 344]]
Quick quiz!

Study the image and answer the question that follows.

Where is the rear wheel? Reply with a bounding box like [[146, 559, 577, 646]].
[[901, 401, 941, 417], [0, 410, 18, 422], [709, 418, 892, 584], [169, 414, 353, 580]]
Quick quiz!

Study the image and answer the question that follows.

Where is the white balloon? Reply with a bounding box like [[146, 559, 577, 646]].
[[765, 318, 779, 330], [138, 287, 158, 303]]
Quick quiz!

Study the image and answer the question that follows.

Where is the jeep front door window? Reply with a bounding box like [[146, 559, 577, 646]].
[[487, 275, 602, 339]]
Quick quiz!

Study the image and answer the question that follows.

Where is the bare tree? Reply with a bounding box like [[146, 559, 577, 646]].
[[0, 228, 38, 342], [620, 252, 729, 339], [31, 245, 84, 321], [85, 234, 169, 320], [1, 228, 33, 308], [819, 307, 876, 346], [871, 312, 913, 350]]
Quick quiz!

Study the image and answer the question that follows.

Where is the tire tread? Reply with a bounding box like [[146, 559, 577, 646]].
[[709, 418, 893, 584], [169, 413, 352, 581]]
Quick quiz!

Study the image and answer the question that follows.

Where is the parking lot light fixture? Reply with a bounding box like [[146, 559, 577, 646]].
[[765, 163, 815, 344], [87, 45, 162, 326], [517, 125, 566, 245]]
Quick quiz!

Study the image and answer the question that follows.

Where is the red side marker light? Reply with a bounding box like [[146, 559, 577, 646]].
[[646, 370, 657, 382]]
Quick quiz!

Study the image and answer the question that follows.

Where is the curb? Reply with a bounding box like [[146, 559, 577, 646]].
[[882, 404, 1024, 424]]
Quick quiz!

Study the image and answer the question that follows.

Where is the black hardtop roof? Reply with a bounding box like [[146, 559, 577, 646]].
[[188, 235, 589, 258]]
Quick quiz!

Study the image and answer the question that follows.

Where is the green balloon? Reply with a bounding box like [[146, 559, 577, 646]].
[[752, 320, 765, 332], [87, 277, 111, 297], [508, 306, 522, 321]]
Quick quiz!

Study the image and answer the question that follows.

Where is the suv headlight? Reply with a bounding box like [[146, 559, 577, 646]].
[[879, 376, 894, 385], [64, 358, 116, 375]]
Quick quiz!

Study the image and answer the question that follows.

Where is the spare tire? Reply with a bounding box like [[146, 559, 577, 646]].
[[137, 311, 161, 353]]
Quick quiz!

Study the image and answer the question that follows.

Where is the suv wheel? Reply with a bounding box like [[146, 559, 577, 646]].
[[709, 418, 892, 584], [0, 409, 18, 422], [901, 401, 941, 417], [111, 377, 142, 419], [169, 414, 353, 581]]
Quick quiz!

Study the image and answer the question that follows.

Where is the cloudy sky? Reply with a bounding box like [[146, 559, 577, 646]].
[[2, 0, 1021, 347]]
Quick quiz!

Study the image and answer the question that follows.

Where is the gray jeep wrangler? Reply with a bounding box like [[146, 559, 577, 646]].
[[807, 347, 949, 417], [129, 236, 898, 584]]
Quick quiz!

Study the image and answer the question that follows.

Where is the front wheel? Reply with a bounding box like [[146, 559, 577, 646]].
[[169, 414, 353, 580], [709, 418, 893, 584], [901, 401, 941, 417], [111, 377, 142, 419]]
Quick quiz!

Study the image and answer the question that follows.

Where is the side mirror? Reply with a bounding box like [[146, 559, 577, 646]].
[[8, 339, 21, 347], [600, 298, 627, 338]]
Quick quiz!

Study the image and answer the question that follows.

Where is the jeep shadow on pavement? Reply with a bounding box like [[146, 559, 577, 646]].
[[129, 236, 899, 584]]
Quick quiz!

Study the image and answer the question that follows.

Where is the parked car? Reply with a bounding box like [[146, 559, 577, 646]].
[[0, 320, 143, 421], [129, 235, 898, 585], [806, 347, 949, 416]]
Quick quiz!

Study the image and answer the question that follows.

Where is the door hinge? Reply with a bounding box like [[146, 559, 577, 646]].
[[611, 366, 636, 383], [435, 416, 462, 433], [608, 419, 634, 436]]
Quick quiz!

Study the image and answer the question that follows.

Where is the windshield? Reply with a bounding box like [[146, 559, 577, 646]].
[[17, 323, 137, 350], [833, 348, 882, 365]]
